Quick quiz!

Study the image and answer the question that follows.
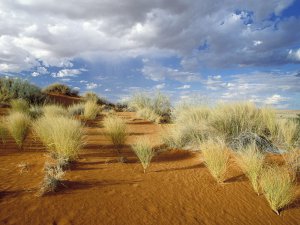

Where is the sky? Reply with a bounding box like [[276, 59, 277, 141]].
[[0, 0, 300, 109]]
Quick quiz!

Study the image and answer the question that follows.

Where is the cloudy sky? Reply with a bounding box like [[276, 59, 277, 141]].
[[1, 0, 300, 108]]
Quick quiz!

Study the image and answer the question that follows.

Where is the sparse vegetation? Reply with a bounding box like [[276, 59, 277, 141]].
[[129, 92, 171, 123], [83, 100, 100, 120], [260, 165, 295, 215], [0, 77, 45, 104], [43, 83, 79, 96], [103, 115, 127, 150], [235, 144, 265, 194], [201, 138, 230, 183], [5, 112, 31, 148], [33, 115, 84, 161], [131, 137, 155, 173]]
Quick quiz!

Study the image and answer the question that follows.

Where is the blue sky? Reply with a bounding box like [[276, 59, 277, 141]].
[[0, 0, 300, 109]]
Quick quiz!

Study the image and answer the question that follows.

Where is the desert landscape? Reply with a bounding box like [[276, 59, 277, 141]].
[[0, 80, 299, 225]]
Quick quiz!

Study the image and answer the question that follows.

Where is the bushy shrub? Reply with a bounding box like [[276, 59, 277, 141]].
[[128, 92, 171, 123], [43, 83, 79, 96], [260, 165, 295, 215], [83, 92, 108, 105], [131, 137, 155, 173], [103, 115, 127, 150], [43, 105, 68, 117], [83, 101, 100, 120], [0, 77, 45, 104], [5, 112, 31, 148], [235, 144, 265, 194], [33, 116, 84, 161], [201, 138, 230, 183]]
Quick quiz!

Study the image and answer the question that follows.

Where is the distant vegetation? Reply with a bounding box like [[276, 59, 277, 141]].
[[0, 77, 46, 104], [43, 83, 79, 97]]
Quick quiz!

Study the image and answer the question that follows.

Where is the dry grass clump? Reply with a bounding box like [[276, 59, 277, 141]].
[[129, 92, 171, 123], [277, 119, 299, 150], [201, 138, 230, 183], [235, 144, 265, 194], [68, 103, 85, 117], [5, 112, 31, 148], [103, 115, 127, 149], [10, 99, 30, 114], [0, 120, 7, 143], [28, 105, 44, 119], [33, 116, 84, 161], [39, 162, 65, 195], [210, 102, 277, 141], [283, 148, 300, 179], [43, 105, 68, 117], [83, 101, 100, 120], [131, 137, 155, 173], [260, 165, 295, 215]]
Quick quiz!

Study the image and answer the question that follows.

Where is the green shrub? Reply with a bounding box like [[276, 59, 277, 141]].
[[201, 138, 230, 183], [43, 83, 79, 96], [33, 116, 84, 161], [103, 115, 127, 149], [0, 77, 45, 104], [83, 101, 100, 120], [5, 112, 31, 148], [131, 137, 155, 173], [235, 144, 265, 194], [260, 165, 295, 215]]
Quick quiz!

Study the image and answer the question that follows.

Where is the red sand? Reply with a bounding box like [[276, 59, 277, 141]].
[[0, 110, 300, 225]]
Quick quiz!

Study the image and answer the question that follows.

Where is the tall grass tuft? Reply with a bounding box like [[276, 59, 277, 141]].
[[235, 144, 265, 194], [10, 99, 30, 114], [0, 120, 8, 144], [33, 116, 84, 161], [43, 105, 68, 117], [68, 103, 85, 117], [83, 101, 100, 120], [283, 148, 300, 180], [29, 105, 44, 119], [5, 112, 31, 148], [277, 119, 299, 150], [103, 115, 127, 150], [131, 137, 155, 173], [260, 165, 295, 215], [201, 138, 230, 183]]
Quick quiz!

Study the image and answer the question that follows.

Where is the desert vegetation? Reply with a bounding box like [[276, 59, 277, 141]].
[[83, 100, 101, 120], [43, 83, 79, 97]]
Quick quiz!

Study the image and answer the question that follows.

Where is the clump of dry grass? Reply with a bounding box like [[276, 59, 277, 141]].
[[43, 105, 68, 117], [235, 144, 265, 194], [0, 120, 7, 144], [68, 103, 85, 117], [39, 162, 65, 195], [83, 100, 100, 120], [5, 112, 31, 148], [33, 115, 84, 161], [201, 138, 230, 183], [131, 137, 155, 173], [260, 165, 295, 215], [283, 148, 300, 180], [10, 99, 30, 114], [103, 115, 127, 150], [277, 119, 299, 150]]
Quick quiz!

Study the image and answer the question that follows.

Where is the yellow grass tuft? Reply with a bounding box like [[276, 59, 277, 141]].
[[260, 165, 295, 215], [43, 105, 68, 117], [103, 115, 127, 149], [131, 137, 155, 173], [201, 138, 230, 183], [83, 100, 100, 120], [10, 99, 30, 114]]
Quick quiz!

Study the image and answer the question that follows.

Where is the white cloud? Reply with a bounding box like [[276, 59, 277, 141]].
[[51, 68, 86, 78], [155, 83, 165, 89], [31, 71, 39, 77], [104, 88, 111, 92], [86, 82, 98, 90], [177, 85, 191, 89], [265, 94, 289, 105]]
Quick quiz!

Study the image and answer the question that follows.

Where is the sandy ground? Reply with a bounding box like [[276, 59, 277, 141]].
[[0, 110, 300, 225]]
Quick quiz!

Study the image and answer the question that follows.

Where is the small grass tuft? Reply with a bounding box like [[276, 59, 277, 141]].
[[43, 105, 68, 117], [83, 100, 100, 120], [103, 115, 127, 150], [235, 144, 265, 194], [5, 112, 31, 148], [131, 137, 155, 173], [260, 165, 295, 215], [201, 138, 230, 183]]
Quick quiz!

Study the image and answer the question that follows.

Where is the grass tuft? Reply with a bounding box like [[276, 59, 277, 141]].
[[235, 144, 265, 194], [83, 100, 100, 120], [260, 165, 295, 215], [201, 138, 230, 183], [10, 99, 30, 114], [131, 137, 155, 173], [103, 115, 127, 150], [43, 105, 68, 117], [5, 112, 31, 148]]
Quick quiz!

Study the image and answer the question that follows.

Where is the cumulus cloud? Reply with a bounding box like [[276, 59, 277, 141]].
[[265, 94, 289, 105], [51, 68, 86, 78], [0, 0, 298, 74], [177, 84, 191, 90], [86, 82, 99, 90], [155, 83, 165, 89]]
